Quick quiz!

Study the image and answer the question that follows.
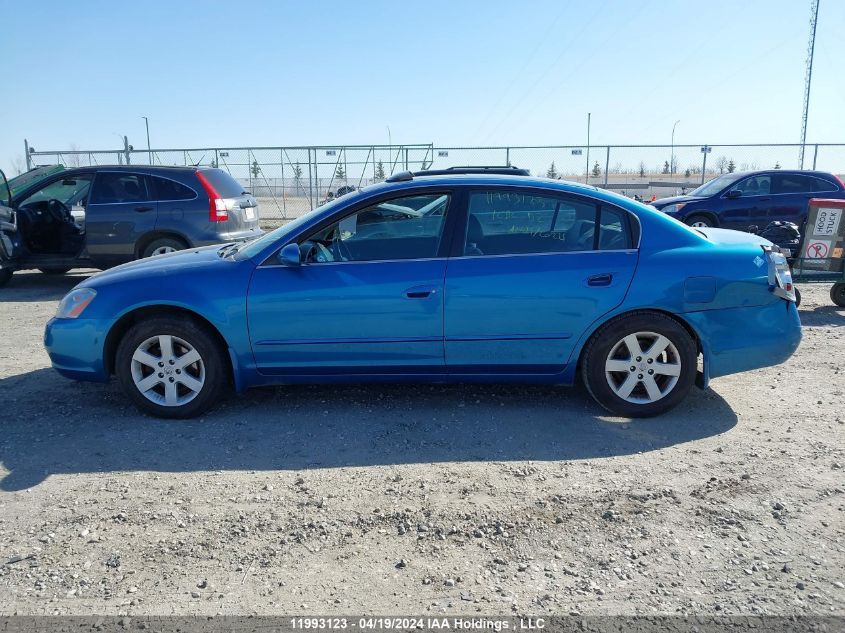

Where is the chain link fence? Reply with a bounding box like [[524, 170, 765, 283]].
[[24, 142, 845, 225]]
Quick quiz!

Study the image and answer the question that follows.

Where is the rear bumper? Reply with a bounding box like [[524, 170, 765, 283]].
[[685, 299, 801, 380], [44, 317, 110, 383], [192, 227, 264, 247]]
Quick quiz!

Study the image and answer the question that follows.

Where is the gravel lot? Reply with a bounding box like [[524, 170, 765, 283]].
[[0, 271, 843, 617]]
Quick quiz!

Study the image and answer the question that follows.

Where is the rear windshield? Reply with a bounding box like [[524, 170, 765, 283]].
[[198, 169, 247, 198]]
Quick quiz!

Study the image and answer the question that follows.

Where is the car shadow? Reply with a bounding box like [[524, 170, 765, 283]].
[[0, 269, 95, 302], [798, 303, 845, 327], [0, 368, 738, 491]]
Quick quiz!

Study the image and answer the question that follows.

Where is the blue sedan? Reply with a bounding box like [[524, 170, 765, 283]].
[[44, 167, 801, 419]]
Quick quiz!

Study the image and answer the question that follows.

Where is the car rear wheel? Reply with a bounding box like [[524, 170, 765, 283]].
[[831, 282, 845, 307], [115, 316, 227, 419], [582, 312, 697, 417], [685, 214, 715, 228], [141, 237, 187, 258]]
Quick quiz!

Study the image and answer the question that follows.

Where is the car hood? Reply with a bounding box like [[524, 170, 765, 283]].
[[80, 245, 231, 288], [697, 227, 772, 248], [651, 195, 701, 208]]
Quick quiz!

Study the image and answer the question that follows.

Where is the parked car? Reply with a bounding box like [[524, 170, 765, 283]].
[[44, 166, 801, 419], [651, 170, 845, 231], [0, 165, 262, 286]]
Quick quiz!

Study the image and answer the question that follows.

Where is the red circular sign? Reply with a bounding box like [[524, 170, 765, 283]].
[[806, 242, 829, 258]]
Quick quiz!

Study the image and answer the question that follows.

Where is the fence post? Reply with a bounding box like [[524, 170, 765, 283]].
[[24, 139, 32, 170], [123, 136, 131, 165], [603, 146, 610, 187], [506, 147, 510, 167], [307, 148, 314, 210], [701, 148, 708, 185], [812, 144, 819, 170]]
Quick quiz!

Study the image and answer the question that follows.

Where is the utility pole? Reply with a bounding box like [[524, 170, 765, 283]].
[[799, 0, 820, 169], [585, 113, 591, 184], [142, 116, 152, 164]]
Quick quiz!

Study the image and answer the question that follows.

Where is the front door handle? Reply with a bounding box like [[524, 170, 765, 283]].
[[405, 285, 437, 299], [587, 273, 613, 287], [134, 205, 154, 212]]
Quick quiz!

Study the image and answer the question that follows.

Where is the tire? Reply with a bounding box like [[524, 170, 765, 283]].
[[115, 316, 228, 419], [684, 213, 716, 228], [794, 288, 801, 308], [141, 237, 187, 259], [38, 267, 72, 275], [831, 282, 845, 308], [0, 268, 11, 288], [582, 312, 697, 418]]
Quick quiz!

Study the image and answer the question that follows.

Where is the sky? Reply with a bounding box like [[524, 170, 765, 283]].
[[2, 0, 844, 176]]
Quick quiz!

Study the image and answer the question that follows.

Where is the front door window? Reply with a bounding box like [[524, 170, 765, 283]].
[[299, 193, 451, 263]]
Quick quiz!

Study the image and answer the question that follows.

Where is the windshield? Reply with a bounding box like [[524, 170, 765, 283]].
[[690, 172, 745, 197], [237, 195, 355, 259]]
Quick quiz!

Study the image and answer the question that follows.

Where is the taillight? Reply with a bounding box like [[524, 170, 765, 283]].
[[764, 247, 796, 302], [196, 171, 228, 222]]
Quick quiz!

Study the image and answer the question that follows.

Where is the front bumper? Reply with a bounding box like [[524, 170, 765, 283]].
[[44, 317, 111, 382]]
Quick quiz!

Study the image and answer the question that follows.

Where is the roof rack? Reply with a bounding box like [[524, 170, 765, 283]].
[[385, 165, 530, 183]]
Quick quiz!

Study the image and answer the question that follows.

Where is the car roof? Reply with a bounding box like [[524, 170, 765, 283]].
[[716, 169, 838, 178]]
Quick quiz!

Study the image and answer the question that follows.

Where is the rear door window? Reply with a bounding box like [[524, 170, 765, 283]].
[[91, 173, 151, 204], [773, 174, 818, 195], [463, 191, 631, 256], [151, 176, 196, 201]]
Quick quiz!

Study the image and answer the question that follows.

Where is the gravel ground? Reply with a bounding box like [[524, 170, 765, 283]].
[[0, 271, 843, 617]]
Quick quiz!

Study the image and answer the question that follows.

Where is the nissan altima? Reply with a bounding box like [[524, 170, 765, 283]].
[[44, 166, 801, 419]]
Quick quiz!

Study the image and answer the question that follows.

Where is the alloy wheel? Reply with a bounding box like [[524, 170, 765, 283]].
[[130, 335, 205, 407], [604, 331, 682, 404]]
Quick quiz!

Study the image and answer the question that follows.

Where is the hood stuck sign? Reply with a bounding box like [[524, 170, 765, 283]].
[[799, 199, 845, 271]]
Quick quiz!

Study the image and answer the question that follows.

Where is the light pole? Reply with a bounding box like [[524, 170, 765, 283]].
[[670, 119, 680, 175], [142, 116, 151, 165]]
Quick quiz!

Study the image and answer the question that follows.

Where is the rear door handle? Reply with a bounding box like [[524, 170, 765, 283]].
[[587, 273, 613, 287], [405, 285, 437, 299], [134, 205, 154, 212]]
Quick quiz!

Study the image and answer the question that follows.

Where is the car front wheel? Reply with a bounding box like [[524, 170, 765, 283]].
[[115, 316, 227, 419], [582, 312, 697, 417]]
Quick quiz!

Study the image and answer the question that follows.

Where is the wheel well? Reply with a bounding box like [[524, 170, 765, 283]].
[[683, 210, 719, 227], [135, 231, 190, 258], [575, 308, 702, 377], [103, 305, 233, 383]]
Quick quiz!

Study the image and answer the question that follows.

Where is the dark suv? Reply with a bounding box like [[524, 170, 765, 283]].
[[0, 165, 262, 286], [651, 169, 845, 230]]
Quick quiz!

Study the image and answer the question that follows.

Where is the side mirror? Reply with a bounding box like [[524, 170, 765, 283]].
[[278, 243, 301, 266], [725, 189, 742, 199]]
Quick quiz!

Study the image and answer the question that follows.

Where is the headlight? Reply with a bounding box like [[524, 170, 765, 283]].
[[660, 203, 686, 215], [56, 288, 97, 319]]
